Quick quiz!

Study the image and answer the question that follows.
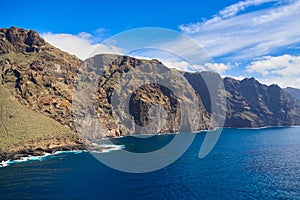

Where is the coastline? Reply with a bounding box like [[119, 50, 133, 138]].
[[1, 125, 299, 167], [0, 149, 84, 168], [230, 125, 300, 130], [0, 143, 127, 168], [0, 142, 86, 166], [0, 138, 127, 167]]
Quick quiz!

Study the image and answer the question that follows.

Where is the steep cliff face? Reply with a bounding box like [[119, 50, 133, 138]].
[[1, 27, 300, 145], [0, 27, 211, 139], [0, 27, 45, 54], [73, 54, 210, 138], [224, 77, 300, 127], [285, 87, 300, 101], [0, 27, 81, 131], [0, 27, 85, 160], [184, 73, 300, 127]]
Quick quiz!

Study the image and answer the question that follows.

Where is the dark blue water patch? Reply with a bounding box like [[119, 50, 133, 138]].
[[0, 127, 300, 199], [109, 133, 176, 153]]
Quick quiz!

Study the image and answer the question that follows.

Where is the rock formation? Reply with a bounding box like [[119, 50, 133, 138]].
[[285, 87, 300, 101], [1, 27, 300, 161]]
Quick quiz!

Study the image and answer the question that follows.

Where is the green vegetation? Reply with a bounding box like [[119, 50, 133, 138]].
[[0, 83, 74, 151]]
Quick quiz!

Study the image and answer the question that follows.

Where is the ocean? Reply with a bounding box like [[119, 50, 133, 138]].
[[0, 127, 300, 199]]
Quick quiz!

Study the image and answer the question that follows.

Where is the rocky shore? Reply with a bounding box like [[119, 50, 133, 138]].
[[0, 135, 87, 162]]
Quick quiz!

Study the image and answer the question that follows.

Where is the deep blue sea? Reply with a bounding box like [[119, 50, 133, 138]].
[[1, 127, 300, 199]]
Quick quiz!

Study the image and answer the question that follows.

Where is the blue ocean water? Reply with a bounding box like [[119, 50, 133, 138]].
[[0, 127, 300, 199]]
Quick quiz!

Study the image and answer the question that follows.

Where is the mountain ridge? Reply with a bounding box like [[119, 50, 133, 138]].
[[285, 87, 300, 101], [1, 27, 300, 161]]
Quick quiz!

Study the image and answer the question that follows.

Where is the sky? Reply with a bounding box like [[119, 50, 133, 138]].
[[2, 0, 300, 88]]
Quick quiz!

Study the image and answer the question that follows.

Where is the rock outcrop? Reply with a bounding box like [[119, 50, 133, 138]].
[[285, 87, 300, 101], [0, 27, 45, 54]]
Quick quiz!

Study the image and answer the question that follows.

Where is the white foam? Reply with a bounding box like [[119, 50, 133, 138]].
[[289, 125, 300, 128], [0, 153, 49, 168], [234, 126, 292, 130], [91, 143, 125, 153], [0, 145, 126, 168], [0, 160, 9, 167], [101, 145, 125, 153], [53, 150, 85, 155], [0, 150, 84, 168], [98, 144, 125, 153]]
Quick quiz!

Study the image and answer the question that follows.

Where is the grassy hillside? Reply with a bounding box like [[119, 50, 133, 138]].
[[0, 83, 79, 152]]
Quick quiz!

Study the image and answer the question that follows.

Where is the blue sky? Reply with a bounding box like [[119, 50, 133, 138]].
[[2, 0, 238, 34], [2, 0, 300, 88]]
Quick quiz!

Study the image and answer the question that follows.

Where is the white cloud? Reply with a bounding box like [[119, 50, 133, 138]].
[[130, 54, 230, 73], [252, 0, 297, 24], [179, 0, 280, 34], [204, 63, 232, 74], [219, 0, 276, 18], [178, 0, 300, 62], [225, 75, 247, 80], [161, 60, 231, 74], [257, 77, 300, 88], [129, 54, 206, 72], [41, 32, 123, 60], [246, 54, 300, 87], [161, 60, 205, 72]]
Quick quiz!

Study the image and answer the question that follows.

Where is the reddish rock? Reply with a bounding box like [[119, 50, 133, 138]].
[[39, 97, 52, 105]]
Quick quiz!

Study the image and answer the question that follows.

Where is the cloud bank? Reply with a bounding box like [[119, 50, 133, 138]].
[[246, 54, 300, 87], [179, 0, 300, 61], [41, 32, 122, 60]]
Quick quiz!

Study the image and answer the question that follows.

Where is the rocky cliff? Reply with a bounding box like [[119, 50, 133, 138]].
[[183, 73, 300, 127], [0, 27, 85, 160], [72, 54, 210, 139], [223, 77, 300, 127], [1, 27, 300, 160], [285, 87, 300, 101]]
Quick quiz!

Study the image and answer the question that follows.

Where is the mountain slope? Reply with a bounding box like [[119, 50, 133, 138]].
[[183, 73, 300, 128], [0, 27, 85, 160], [0, 27, 210, 141], [224, 78, 300, 127], [0, 83, 84, 161], [285, 87, 300, 101], [1, 27, 300, 161]]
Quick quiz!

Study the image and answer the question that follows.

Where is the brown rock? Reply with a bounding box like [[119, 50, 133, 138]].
[[39, 96, 53, 105]]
